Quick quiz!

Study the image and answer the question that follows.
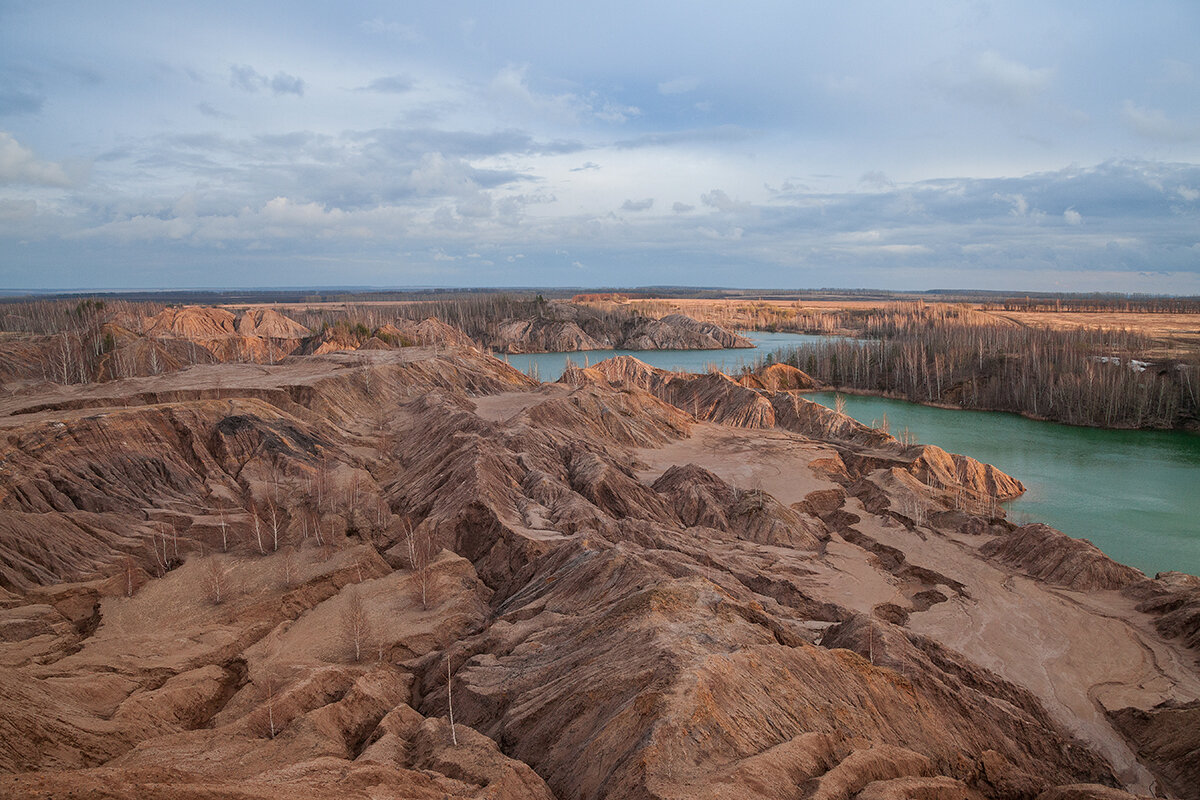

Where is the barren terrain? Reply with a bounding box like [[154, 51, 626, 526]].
[[0, 330, 1197, 799]]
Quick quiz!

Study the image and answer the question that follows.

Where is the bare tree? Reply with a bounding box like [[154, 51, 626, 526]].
[[250, 501, 265, 555], [204, 557, 227, 605], [404, 519, 435, 610], [255, 669, 289, 739], [341, 587, 372, 663], [281, 547, 298, 589], [268, 499, 282, 552], [447, 654, 457, 746], [216, 501, 230, 553], [123, 554, 137, 598]]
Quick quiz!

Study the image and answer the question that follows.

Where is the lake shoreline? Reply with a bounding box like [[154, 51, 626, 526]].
[[797, 384, 1200, 435]]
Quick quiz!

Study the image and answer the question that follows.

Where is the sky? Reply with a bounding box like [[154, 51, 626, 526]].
[[1, 1, 1199, 293]]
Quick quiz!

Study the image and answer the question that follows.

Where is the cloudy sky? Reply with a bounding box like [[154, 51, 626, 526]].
[[1, 1, 1199, 292]]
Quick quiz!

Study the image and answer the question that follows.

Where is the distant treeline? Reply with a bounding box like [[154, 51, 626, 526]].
[[980, 297, 1200, 314], [288, 295, 655, 350], [768, 303, 1199, 429]]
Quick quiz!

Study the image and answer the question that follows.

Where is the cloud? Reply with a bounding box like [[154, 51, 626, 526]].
[[700, 189, 749, 212], [1064, 208, 1083, 225], [621, 198, 654, 212], [570, 161, 600, 172], [270, 73, 305, 96], [992, 192, 1030, 217], [657, 77, 699, 95], [859, 171, 894, 190], [672, 202, 695, 213], [229, 65, 306, 96], [1121, 101, 1199, 142], [488, 64, 639, 125], [939, 51, 1052, 105], [360, 75, 414, 94], [0, 132, 72, 186], [229, 64, 263, 93], [196, 102, 232, 120]]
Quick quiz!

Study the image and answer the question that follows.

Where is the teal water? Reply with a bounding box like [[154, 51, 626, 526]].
[[806, 392, 1200, 578], [500, 332, 828, 382]]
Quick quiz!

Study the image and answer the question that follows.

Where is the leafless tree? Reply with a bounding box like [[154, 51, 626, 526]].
[[213, 501, 230, 552], [268, 499, 282, 552], [447, 654, 457, 746], [281, 547, 298, 589], [123, 554, 137, 597], [250, 501, 265, 555], [255, 669, 290, 739], [404, 518, 435, 610], [205, 557, 227, 605], [341, 587, 372, 663]]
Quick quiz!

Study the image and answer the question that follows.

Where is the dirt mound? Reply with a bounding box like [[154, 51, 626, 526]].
[[739, 362, 820, 391], [657, 313, 753, 348], [487, 307, 749, 353], [143, 306, 240, 339], [235, 308, 311, 339], [980, 524, 1144, 590], [653, 464, 828, 549]]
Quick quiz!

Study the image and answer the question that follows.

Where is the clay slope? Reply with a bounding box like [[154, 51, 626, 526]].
[[0, 306, 477, 389], [0, 346, 1196, 800], [486, 304, 752, 353]]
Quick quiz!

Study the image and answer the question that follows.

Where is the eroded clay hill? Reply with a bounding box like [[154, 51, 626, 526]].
[[0, 344, 1196, 800]]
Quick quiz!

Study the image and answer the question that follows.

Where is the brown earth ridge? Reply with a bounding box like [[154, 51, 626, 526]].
[[0, 304, 752, 392], [0, 329, 1196, 799]]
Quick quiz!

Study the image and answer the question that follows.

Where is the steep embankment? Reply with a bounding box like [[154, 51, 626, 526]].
[[484, 302, 753, 353], [0, 348, 1195, 799]]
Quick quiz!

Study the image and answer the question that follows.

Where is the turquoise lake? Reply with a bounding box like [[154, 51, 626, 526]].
[[805, 392, 1200, 579], [498, 331, 826, 382], [505, 335, 1200, 578]]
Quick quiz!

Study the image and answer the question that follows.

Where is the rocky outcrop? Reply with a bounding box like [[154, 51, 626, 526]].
[[653, 463, 828, 549], [486, 304, 752, 353], [1107, 699, 1200, 800], [980, 524, 1144, 591], [739, 362, 820, 391], [1124, 571, 1200, 653]]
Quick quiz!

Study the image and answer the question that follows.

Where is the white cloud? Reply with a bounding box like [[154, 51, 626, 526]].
[[1121, 101, 1199, 142], [621, 198, 654, 212], [1178, 186, 1199, 202], [939, 51, 1052, 105], [1063, 208, 1083, 225], [993, 192, 1029, 217], [0, 132, 72, 187], [488, 65, 638, 125]]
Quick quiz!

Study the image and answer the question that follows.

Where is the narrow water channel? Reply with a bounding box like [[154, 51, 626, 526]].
[[806, 391, 1200, 579], [498, 331, 825, 382]]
